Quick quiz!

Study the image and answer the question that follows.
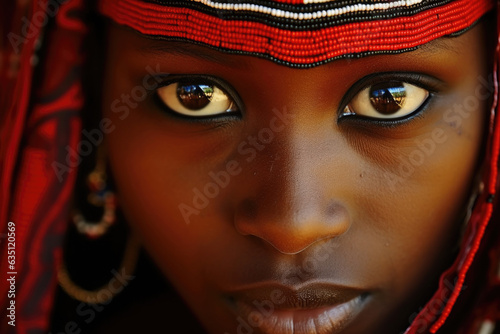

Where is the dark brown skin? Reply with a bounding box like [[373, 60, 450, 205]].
[[102, 20, 490, 334]]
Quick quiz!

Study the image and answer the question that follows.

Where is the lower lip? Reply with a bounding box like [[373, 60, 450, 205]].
[[233, 295, 367, 334]]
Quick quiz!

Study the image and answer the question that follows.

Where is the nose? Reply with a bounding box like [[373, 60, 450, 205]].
[[234, 198, 351, 254], [233, 128, 351, 255]]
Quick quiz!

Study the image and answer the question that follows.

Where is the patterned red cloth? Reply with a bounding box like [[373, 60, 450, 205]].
[[0, 1, 85, 333]]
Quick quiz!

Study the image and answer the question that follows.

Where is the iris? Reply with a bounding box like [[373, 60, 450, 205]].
[[177, 83, 214, 110], [369, 82, 407, 114]]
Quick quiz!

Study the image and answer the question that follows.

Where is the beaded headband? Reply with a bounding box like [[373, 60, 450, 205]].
[[99, 0, 495, 67]]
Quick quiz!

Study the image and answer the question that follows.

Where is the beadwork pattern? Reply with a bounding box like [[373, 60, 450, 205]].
[[99, 0, 494, 68], [144, 0, 457, 31]]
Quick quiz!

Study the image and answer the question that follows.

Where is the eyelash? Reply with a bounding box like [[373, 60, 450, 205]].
[[337, 72, 444, 128]]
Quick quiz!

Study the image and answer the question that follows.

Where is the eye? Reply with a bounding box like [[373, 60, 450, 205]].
[[342, 81, 429, 120], [156, 79, 239, 117]]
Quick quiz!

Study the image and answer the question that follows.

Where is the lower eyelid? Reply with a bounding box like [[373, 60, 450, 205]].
[[338, 93, 433, 129], [152, 91, 242, 125]]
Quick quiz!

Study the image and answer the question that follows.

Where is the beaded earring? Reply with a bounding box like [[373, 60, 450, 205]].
[[58, 151, 140, 304], [73, 159, 116, 239]]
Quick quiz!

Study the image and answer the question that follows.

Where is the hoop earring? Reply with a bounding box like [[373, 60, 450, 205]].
[[58, 156, 140, 304], [58, 235, 140, 304]]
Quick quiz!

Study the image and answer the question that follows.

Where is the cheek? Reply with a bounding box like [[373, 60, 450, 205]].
[[102, 83, 220, 299], [352, 105, 485, 291]]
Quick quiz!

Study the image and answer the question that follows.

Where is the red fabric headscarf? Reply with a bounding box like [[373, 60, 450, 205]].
[[1, 0, 85, 333]]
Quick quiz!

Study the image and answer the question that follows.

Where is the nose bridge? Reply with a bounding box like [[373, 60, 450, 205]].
[[233, 118, 351, 254]]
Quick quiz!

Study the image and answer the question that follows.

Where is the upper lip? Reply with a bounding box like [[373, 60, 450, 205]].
[[224, 281, 366, 310]]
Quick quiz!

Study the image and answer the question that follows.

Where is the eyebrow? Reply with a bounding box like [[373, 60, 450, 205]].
[[139, 39, 253, 69]]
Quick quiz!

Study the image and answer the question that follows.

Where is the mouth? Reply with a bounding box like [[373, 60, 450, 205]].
[[223, 282, 370, 334]]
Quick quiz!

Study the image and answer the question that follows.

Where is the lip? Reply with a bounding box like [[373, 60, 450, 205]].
[[223, 282, 369, 334]]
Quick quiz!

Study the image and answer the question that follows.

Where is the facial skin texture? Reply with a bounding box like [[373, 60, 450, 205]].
[[102, 20, 490, 334]]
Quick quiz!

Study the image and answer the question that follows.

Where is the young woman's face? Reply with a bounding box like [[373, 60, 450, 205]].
[[103, 20, 491, 334]]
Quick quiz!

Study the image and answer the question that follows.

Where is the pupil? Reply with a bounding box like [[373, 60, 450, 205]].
[[369, 82, 406, 114], [177, 83, 214, 110]]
